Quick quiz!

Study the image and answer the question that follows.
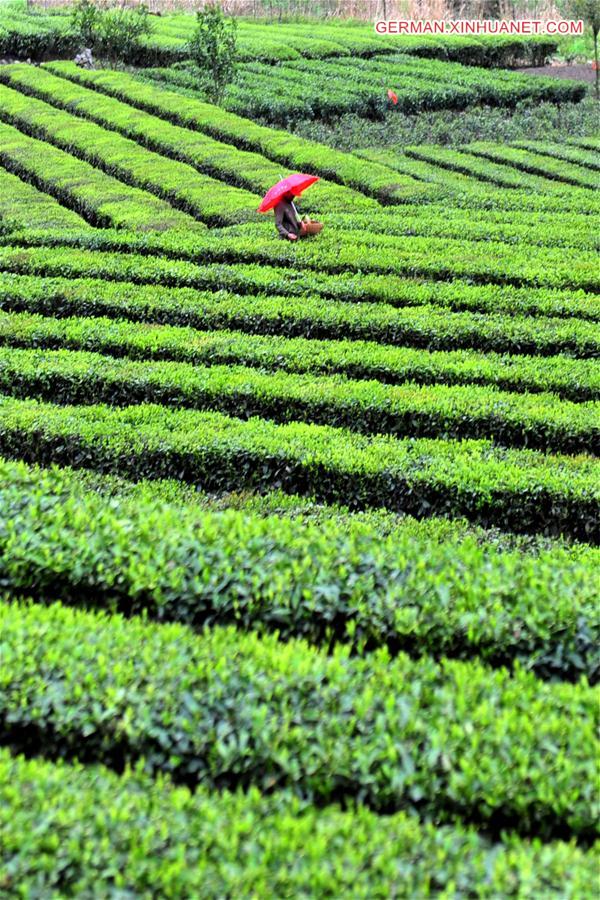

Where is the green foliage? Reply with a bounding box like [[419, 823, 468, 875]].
[[0, 393, 597, 540], [70, 0, 152, 63], [0, 62, 371, 216], [3, 208, 599, 293], [3, 749, 599, 897], [4, 454, 595, 554], [330, 204, 599, 251], [2, 309, 598, 402], [0, 81, 259, 227], [0, 13, 598, 887], [41, 62, 599, 217], [2, 267, 599, 359], [1, 345, 598, 455], [0, 7, 74, 59], [187, 2, 238, 105], [0, 121, 200, 233], [0, 7, 560, 68], [69, 0, 98, 50], [511, 139, 600, 171], [0, 168, 90, 233], [297, 96, 600, 159], [43, 61, 432, 203], [403, 143, 598, 200], [356, 144, 600, 216], [192, 53, 586, 125], [2, 599, 598, 839], [465, 141, 599, 190], [0, 458, 598, 679], [1, 238, 598, 319]]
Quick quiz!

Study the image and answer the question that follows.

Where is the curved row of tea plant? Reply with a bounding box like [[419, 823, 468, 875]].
[[330, 205, 600, 251], [2, 273, 598, 358], [0, 121, 201, 233], [511, 139, 600, 170], [43, 62, 436, 204], [3, 311, 597, 401], [568, 136, 600, 151], [2, 461, 597, 679], [9, 455, 597, 560], [7, 215, 597, 293], [152, 62, 470, 122], [213, 53, 586, 122], [0, 64, 372, 216], [0, 5, 73, 59], [0, 6, 557, 67], [0, 394, 597, 540], [133, 17, 558, 67], [0, 166, 89, 233], [2, 599, 597, 840], [0, 82, 263, 227], [322, 53, 587, 104], [405, 145, 598, 202], [3, 749, 596, 899], [353, 147, 600, 216], [1, 243, 597, 320], [466, 142, 600, 189], [3, 346, 597, 454]]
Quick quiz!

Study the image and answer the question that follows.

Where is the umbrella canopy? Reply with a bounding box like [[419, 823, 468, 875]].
[[258, 173, 319, 213]]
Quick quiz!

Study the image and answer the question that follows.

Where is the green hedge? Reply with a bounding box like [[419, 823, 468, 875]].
[[567, 136, 600, 152], [2, 272, 598, 359], [0, 121, 200, 233], [43, 62, 437, 204], [0, 10, 74, 59], [0, 167, 89, 233], [511, 139, 600, 171], [8, 185, 600, 293], [2, 346, 597, 455], [405, 144, 597, 201], [0, 63, 370, 216], [141, 19, 558, 68], [1, 458, 597, 679], [466, 142, 600, 190], [154, 62, 475, 123], [1, 242, 597, 320], [8, 454, 597, 558], [2, 599, 598, 839], [0, 81, 261, 228], [214, 53, 586, 123], [3, 310, 597, 402], [3, 216, 599, 293], [0, 394, 598, 540], [0, 11, 560, 68], [354, 147, 600, 216], [2, 749, 597, 898], [329, 206, 600, 253], [323, 53, 586, 105]]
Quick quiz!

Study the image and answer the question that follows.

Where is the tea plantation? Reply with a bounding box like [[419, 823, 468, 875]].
[[0, 15, 599, 897]]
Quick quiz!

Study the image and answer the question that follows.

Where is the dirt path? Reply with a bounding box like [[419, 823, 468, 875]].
[[517, 63, 596, 84]]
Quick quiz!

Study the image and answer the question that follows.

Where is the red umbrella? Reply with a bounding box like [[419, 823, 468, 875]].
[[258, 173, 319, 213]]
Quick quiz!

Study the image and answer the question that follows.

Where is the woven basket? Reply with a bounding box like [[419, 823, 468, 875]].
[[304, 221, 323, 235]]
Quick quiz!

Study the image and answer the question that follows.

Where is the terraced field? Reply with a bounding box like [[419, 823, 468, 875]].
[[145, 53, 587, 123], [0, 5, 558, 67], [0, 53, 599, 897]]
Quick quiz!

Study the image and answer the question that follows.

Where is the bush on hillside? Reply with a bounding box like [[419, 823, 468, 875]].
[[187, 1, 238, 104], [70, 0, 152, 62]]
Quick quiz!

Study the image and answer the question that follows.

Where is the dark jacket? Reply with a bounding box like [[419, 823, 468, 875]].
[[274, 198, 301, 239]]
